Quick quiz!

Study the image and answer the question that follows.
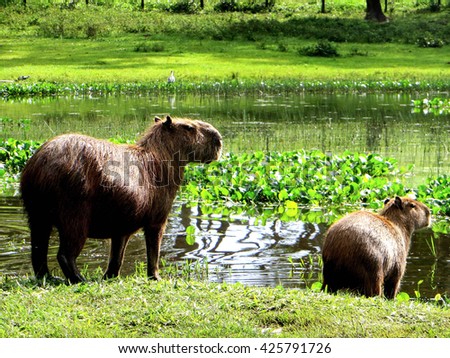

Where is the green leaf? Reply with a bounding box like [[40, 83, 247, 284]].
[[278, 188, 289, 201], [185, 225, 196, 246], [396, 292, 410, 303], [310, 281, 322, 292]]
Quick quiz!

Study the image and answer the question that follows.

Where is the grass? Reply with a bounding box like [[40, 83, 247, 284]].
[[0, 5, 450, 88], [1, 36, 449, 85], [1, 273, 449, 338]]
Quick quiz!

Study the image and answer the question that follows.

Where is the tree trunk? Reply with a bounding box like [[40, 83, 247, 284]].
[[365, 0, 387, 22], [141, 0, 145, 10], [321, 0, 326, 13]]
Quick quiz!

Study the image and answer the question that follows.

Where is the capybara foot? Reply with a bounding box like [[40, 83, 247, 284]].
[[149, 272, 162, 281]]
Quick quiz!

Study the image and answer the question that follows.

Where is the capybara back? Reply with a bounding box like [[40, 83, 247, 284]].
[[322, 196, 431, 298]]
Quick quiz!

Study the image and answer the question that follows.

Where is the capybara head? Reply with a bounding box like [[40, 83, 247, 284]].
[[380, 196, 431, 232], [138, 115, 222, 165]]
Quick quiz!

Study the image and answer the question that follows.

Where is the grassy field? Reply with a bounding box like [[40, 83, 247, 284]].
[[1, 4, 449, 85], [1, 273, 449, 338], [1, 36, 449, 84]]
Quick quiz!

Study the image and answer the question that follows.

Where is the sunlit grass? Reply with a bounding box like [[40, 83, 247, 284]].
[[1, 273, 449, 338], [1, 35, 450, 84]]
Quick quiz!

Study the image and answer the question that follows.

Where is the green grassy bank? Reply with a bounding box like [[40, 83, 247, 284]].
[[1, 274, 449, 338], [1, 4, 450, 93]]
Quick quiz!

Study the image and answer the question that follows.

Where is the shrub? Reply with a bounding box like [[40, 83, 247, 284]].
[[277, 42, 288, 52], [298, 40, 340, 57], [134, 42, 165, 53], [166, 0, 200, 14], [214, 0, 239, 12], [37, 8, 111, 38], [416, 32, 445, 48]]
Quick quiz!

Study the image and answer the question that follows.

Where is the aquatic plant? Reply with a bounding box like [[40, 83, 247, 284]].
[[415, 175, 450, 216], [1, 139, 449, 216], [0, 138, 42, 174], [182, 150, 407, 207], [412, 97, 450, 115], [2, 80, 450, 99]]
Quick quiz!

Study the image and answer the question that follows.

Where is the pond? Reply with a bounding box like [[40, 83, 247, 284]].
[[1, 93, 450, 298]]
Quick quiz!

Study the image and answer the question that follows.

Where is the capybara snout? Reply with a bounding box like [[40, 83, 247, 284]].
[[20, 115, 222, 283], [322, 196, 431, 298]]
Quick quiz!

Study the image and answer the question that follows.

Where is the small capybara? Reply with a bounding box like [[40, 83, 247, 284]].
[[322, 196, 431, 298], [20, 115, 222, 283]]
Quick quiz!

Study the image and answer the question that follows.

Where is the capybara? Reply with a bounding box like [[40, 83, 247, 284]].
[[322, 196, 431, 298], [20, 115, 222, 283]]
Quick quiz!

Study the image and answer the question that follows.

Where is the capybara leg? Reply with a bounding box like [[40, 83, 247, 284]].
[[30, 219, 53, 279], [56, 231, 87, 284], [384, 281, 400, 299], [384, 271, 402, 299], [363, 271, 383, 297], [144, 224, 166, 280], [321, 264, 336, 293], [104, 235, 131, 279]]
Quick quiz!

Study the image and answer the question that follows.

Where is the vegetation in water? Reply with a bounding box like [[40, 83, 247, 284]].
[[416, 175, 450, 216], [183, 150, 407, 206], [2, 80, 450, 99], [0, 137, 41, 194], [0, 137, 41, 174], [413, 97, 450, 115], [1, 139, 450, 216]]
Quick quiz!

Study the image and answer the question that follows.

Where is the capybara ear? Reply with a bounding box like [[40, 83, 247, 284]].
[[164, 115, 173, 127], [384, 198, 390, 205], [154, 116, 162, 123], [394, 196, 403, 209]]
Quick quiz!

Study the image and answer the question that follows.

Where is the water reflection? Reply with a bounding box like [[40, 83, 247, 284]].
[[1, 197, 448, 298]]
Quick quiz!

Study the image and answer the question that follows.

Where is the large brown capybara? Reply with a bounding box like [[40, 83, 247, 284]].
[[20, 115, 222, 283], [322, 196, 431, 298]]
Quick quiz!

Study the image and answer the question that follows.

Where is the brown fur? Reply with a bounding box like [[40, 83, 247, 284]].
[[322, 196, 431, 298], [20, 116, 222, 283]]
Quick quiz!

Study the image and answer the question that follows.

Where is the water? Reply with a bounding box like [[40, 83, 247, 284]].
[[2, 93, 450, 184], [1, 93, 450, 297]]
